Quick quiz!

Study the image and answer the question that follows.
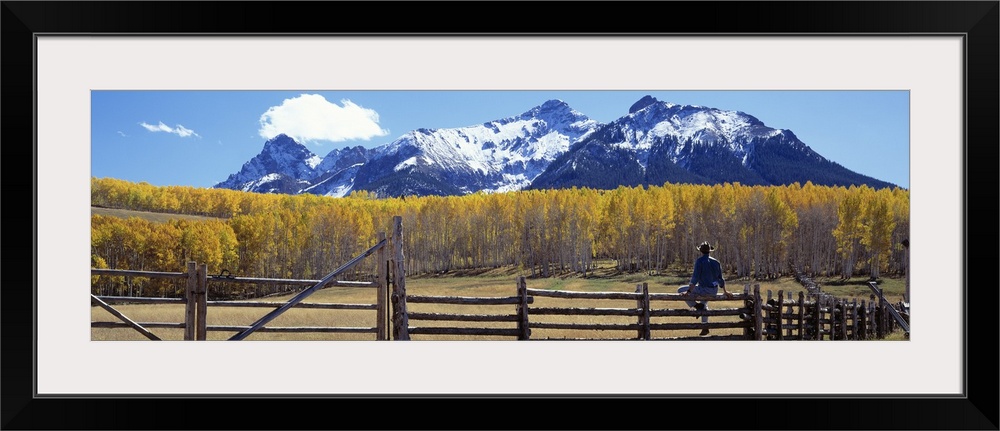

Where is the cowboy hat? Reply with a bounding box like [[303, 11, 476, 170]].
[[697, 241, 715, 253]]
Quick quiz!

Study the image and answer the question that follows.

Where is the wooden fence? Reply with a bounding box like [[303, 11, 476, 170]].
[[92, 214, 904, 341], [398, 278, 905, 341], [753, 289, 904, 340], [91, 217, 405, 341], [403, 276, 533, 340], [91, 263, 205, 340]]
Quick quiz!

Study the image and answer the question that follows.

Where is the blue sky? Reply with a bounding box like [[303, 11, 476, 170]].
[[91, 90, 910, 190]]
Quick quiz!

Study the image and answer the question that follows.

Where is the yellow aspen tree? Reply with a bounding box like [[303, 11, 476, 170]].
[[597, 186, 629, 270], [400, 200, 423, 274], [833, 186, 867, 279], [861, 188, 897, 279], [227, 213, 269, 278], [891, 187, 911, 275], [710, 183, 739, 275], [91, 254, 108, 295], [676, 184, 703, 266], [727, 184, 754, 279], [764, 187, 798, 277], [790, 182, 837, 276], [90, 215, 120, 295], [578, 188, 594, 265], [743, 188, 768, 279], [646, 185, 673, 272], [482, 192, 508, 268], [90, 177, 109, 207]]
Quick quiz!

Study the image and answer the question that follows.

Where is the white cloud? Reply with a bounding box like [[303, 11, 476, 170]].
[[117, 131, 128, 137], [140, 121, 200, 138], [258, 94, 390, 144]]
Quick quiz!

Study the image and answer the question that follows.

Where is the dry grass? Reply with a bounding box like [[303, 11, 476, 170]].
[[91, 285, 382, 341], [92, 206, 224, 223], [810, 275, 906, 304], [91, 263, 905, 341]]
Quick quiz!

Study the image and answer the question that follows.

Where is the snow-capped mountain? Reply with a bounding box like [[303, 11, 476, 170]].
[[301, 145, 376, 197], [213, 134, 377, 197], [213, 96, 896, 198], [214, 100, 600, 197], [213, 134, 322, 194], [349, 99, 601, 197], [529, 95, 897, 191]]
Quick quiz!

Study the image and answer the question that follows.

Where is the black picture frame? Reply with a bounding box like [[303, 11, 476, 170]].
[[4, 1, 997, 430]]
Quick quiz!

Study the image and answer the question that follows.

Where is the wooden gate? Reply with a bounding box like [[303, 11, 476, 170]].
[[91, 220, 402, 340]]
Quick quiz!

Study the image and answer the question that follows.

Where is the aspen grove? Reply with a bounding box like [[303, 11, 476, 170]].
[[91, 177, 909, 298]]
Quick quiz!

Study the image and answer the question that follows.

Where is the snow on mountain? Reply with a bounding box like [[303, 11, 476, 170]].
[[302, 146, 377, 197], [351, 99, 601, 196], [213, 134, 322, 194], [610, 97, 778, 167], [212, 133, 380, 196], [213, 96, 896, 198], [530, 95, 896, 191], [300, 164, 362, 198]]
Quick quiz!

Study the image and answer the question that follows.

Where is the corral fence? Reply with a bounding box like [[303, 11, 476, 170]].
[[92, 216, 906, 341], [400, 278, 906, 341], [91, 217, 405, 340]]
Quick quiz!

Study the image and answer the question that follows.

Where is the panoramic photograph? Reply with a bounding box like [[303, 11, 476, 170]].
[[90, 90, 911, 341]]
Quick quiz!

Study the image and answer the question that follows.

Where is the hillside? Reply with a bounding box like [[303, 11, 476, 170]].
[[91, 206, 225, 223]]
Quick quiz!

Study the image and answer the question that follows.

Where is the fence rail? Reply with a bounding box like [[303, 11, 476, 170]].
[[207, 300, 376, 310], [404, 294, 530, 338], [92, 226, 394, 340], [526, 282, 753, 340], [95, 271, 903, 341], [399, 278, 902, 341], [97, 296, 186, 305], [209, 275, 376, 288], [90, 268, 188, 279]]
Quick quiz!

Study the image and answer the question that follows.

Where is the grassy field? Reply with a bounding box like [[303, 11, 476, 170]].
[[92, 206, 223, 223], [808, 275, 906, 304], [91, 261, 906, 341]]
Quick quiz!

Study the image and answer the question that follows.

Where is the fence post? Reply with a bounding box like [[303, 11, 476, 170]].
[[865, 300, 872, 340], [184, 262, 196, 341], [376, 231, 388, 341], [634, 284, 642, 340], [827, 299, 835, 340], [742, 284, 751, 340], [826, 298, 835, 341], [837, 299, 847, 340], [753, 285, 762, 341], [391, 216, 410, 341], [858, 300, 867, 340], [197, 263, 208, 340], [877, 301, 884, 336], [785, 291, 794, 338], [637, 283, 650, 340], [875, 301, 883, 338], [814, 297, 823, 340], [875, 301, 884, 339], [517, 276, 530, 340], [850, 299, 859, 340], [775, 290, 784, 340], [829, 299, 837, 340], [764, 290, 774, 340], [797, 291, 805, 340]]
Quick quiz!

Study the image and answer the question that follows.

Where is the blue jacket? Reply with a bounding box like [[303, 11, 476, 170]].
[[690, 254, 725, 289]]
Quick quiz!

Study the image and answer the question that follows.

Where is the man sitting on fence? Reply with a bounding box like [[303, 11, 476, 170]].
[[678, 241, 733, 336]]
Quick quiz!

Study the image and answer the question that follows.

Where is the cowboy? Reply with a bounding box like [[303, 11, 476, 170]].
[[677, 241, 733, 336]]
